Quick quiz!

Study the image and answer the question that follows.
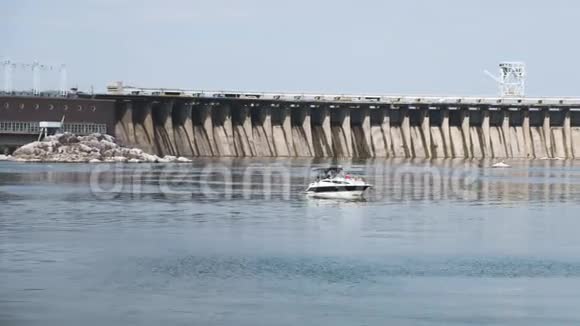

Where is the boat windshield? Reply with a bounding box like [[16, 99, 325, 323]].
[[314, 167, 344, 180]]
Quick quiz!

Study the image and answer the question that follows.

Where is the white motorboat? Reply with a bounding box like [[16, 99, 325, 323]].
[[305, 167, 372, 199]]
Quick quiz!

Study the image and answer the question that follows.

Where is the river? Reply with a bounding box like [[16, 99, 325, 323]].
[[1, 159, 580, 325]]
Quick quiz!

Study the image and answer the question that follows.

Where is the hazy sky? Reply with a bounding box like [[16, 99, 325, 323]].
[[2, 0, 579, 96]]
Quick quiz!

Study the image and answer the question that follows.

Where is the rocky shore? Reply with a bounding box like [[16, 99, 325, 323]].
[[2, 133, 192, 163]]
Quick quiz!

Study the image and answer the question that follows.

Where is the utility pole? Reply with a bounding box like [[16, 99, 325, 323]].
[[59, 64, 67, 96], [2, 58, 13, 93]]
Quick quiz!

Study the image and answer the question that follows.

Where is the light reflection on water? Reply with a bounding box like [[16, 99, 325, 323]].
[[1, 159, 580, 325]]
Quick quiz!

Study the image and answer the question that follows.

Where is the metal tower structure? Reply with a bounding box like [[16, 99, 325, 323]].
[[0, 58, 68, 96], [32, 61, 40, 95], [59, 64, 68, 96], [2, 58, 13, 93], [485, 61, 526, 97]]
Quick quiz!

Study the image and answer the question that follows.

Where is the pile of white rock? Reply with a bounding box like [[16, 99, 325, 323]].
[[5, 133, 192, 163]]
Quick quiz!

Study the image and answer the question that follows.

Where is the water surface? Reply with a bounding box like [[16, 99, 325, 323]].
[[1, 159, 580, 325]]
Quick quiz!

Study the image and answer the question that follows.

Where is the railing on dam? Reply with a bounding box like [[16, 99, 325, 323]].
[[0, 121, 107, 135], [104, 85, 580, 107]]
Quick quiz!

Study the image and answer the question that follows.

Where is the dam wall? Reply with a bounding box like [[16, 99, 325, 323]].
[[102, 94, 580, 159], [3, 92, 579, 159]]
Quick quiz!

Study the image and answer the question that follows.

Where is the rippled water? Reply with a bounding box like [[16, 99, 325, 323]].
[[2, 159, 580, 325]]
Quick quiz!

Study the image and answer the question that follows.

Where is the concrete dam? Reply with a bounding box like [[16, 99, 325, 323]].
[[98, 88, 580, 159]]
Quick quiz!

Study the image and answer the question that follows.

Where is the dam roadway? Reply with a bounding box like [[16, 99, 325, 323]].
[[88, 86, 580, 159], [3, 87, 580, 158]]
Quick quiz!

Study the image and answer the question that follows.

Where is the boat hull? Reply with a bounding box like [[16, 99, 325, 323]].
[[305, 190, 366, 199]]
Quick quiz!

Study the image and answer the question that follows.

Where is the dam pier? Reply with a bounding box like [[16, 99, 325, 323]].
[[96, 87, 580, 159], [2, 87, 580, 159]]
